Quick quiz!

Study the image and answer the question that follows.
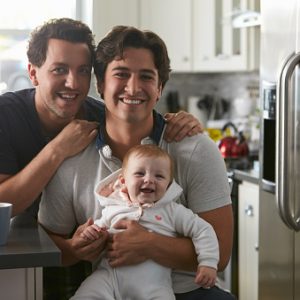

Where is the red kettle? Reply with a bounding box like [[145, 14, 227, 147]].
[[218, 122, 249, 159]]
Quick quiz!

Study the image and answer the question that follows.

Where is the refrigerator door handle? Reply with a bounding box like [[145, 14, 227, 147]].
[[277, 52, 300, 231]]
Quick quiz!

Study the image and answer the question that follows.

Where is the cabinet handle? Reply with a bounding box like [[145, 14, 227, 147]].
[[217, 53, 230, 60], [244, 205, 254, 217]]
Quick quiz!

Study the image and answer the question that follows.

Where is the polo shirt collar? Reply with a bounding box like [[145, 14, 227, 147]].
[[96, 110, 165, 157]]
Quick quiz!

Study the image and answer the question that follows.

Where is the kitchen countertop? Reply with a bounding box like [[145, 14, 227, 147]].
[[0, 218, 61, 269], [232, 168, 259, 185]]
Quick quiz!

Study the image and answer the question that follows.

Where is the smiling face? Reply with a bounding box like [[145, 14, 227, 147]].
[[29, 38, 92, 123], [99, 47, 162, 125], [122, 154, 171, 205]]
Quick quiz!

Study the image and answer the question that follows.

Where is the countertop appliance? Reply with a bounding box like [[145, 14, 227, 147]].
[[218, 122, 249, 159], [187, 95, 230, 128], [259, 1, 300, 299]]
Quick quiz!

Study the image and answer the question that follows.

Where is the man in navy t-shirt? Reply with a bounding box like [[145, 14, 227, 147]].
[[0, 18, 202, 299]]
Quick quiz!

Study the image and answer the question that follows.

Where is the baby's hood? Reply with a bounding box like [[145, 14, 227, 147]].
[[94, 169, 123, 206], [94, 169, 183, 207], [154, 179, 183, 207]]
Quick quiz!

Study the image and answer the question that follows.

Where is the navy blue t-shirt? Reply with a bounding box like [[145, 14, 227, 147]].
[[0, 88, 104, 218]]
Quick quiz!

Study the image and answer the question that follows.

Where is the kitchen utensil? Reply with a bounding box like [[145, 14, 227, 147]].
[[187, 94, 230, 128], [218, 122, 249, 158], [166, 91, 180, 113], [210, 97, 230, 120], [187, 96, 208, 126]]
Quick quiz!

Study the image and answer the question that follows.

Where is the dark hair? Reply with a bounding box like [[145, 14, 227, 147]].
[[27, 18, 95, 67], [94, 25, 171, 89]]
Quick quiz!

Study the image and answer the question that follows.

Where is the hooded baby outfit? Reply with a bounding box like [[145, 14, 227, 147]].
[[71, 169, 219, 300]]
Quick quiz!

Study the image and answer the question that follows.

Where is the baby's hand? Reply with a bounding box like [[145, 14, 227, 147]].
[[81, 224, 107, 241], [194, 266, 217, 288]]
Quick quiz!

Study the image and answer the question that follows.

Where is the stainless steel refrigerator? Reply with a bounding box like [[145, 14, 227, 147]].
[[259, 0, 300, 299]]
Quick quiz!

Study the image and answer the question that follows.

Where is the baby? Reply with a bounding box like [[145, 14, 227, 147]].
[[72, 144, 219, 300]]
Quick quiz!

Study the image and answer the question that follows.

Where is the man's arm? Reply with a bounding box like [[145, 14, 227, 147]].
[[0, 120, 98, 216], [149, 204, 233, 272], [106, 204, 233, 272], [41, 218, 109, 266], [198, 204, 234, 271], [106, 219, 198, 271]]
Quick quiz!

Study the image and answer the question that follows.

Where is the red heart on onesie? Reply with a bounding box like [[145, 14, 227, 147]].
[[155, 215, 162, 221]]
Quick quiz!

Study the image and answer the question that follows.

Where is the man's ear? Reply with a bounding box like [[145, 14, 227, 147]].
[[28, 63, 38, 86], [156, 83, 163, 102], [96, 78, 104, 100]]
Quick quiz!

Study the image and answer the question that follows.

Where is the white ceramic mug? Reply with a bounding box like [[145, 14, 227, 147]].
[[0, 203, 12, 245]]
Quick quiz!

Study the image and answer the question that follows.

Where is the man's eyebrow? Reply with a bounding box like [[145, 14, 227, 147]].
[[50, 62, 68, 66], [112, 66, 156, 75], [140, 69, 156, 75], [111, 66, 129, 71], [50, 62, 91, 68]]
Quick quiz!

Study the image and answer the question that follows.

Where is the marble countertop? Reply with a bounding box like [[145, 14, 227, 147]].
[[0, 218, 61, 269], [232, 168, 259, 185]]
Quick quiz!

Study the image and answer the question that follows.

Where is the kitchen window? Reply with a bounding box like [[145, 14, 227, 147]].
[[0, 0, 76, 94]]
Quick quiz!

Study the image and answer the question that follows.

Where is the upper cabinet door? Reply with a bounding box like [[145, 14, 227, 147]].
[[192, 0, 260, 72], [91, 0, 139, 42], [88, 0, 259, 73], [140, 0, 192, 72]]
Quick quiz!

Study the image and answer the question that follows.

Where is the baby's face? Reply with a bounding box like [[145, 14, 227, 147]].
[[123, 155, 171, 204]]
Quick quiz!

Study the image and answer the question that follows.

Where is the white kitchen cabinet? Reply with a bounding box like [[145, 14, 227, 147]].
[[0, 268, 42, 300], [85, 0, 193, 72], [83, 0, 259, 72], [83, 0, 139, 42], [193, 0, 260, 71], [238, 181, 259, 300], [90, 0, 193, 72], [139, 0, 192, 72], [139, 0, 259, 72]]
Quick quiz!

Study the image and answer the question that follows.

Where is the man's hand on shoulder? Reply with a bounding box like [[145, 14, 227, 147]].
[[50, 120, 99, 160], [164, 111, 203, 142]]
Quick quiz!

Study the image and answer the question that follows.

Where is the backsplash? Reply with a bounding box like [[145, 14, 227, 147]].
[[155, 71, 260, 116]]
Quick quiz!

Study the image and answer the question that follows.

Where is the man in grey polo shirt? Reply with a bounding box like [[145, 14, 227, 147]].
[[39, 25, 235, 300]]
